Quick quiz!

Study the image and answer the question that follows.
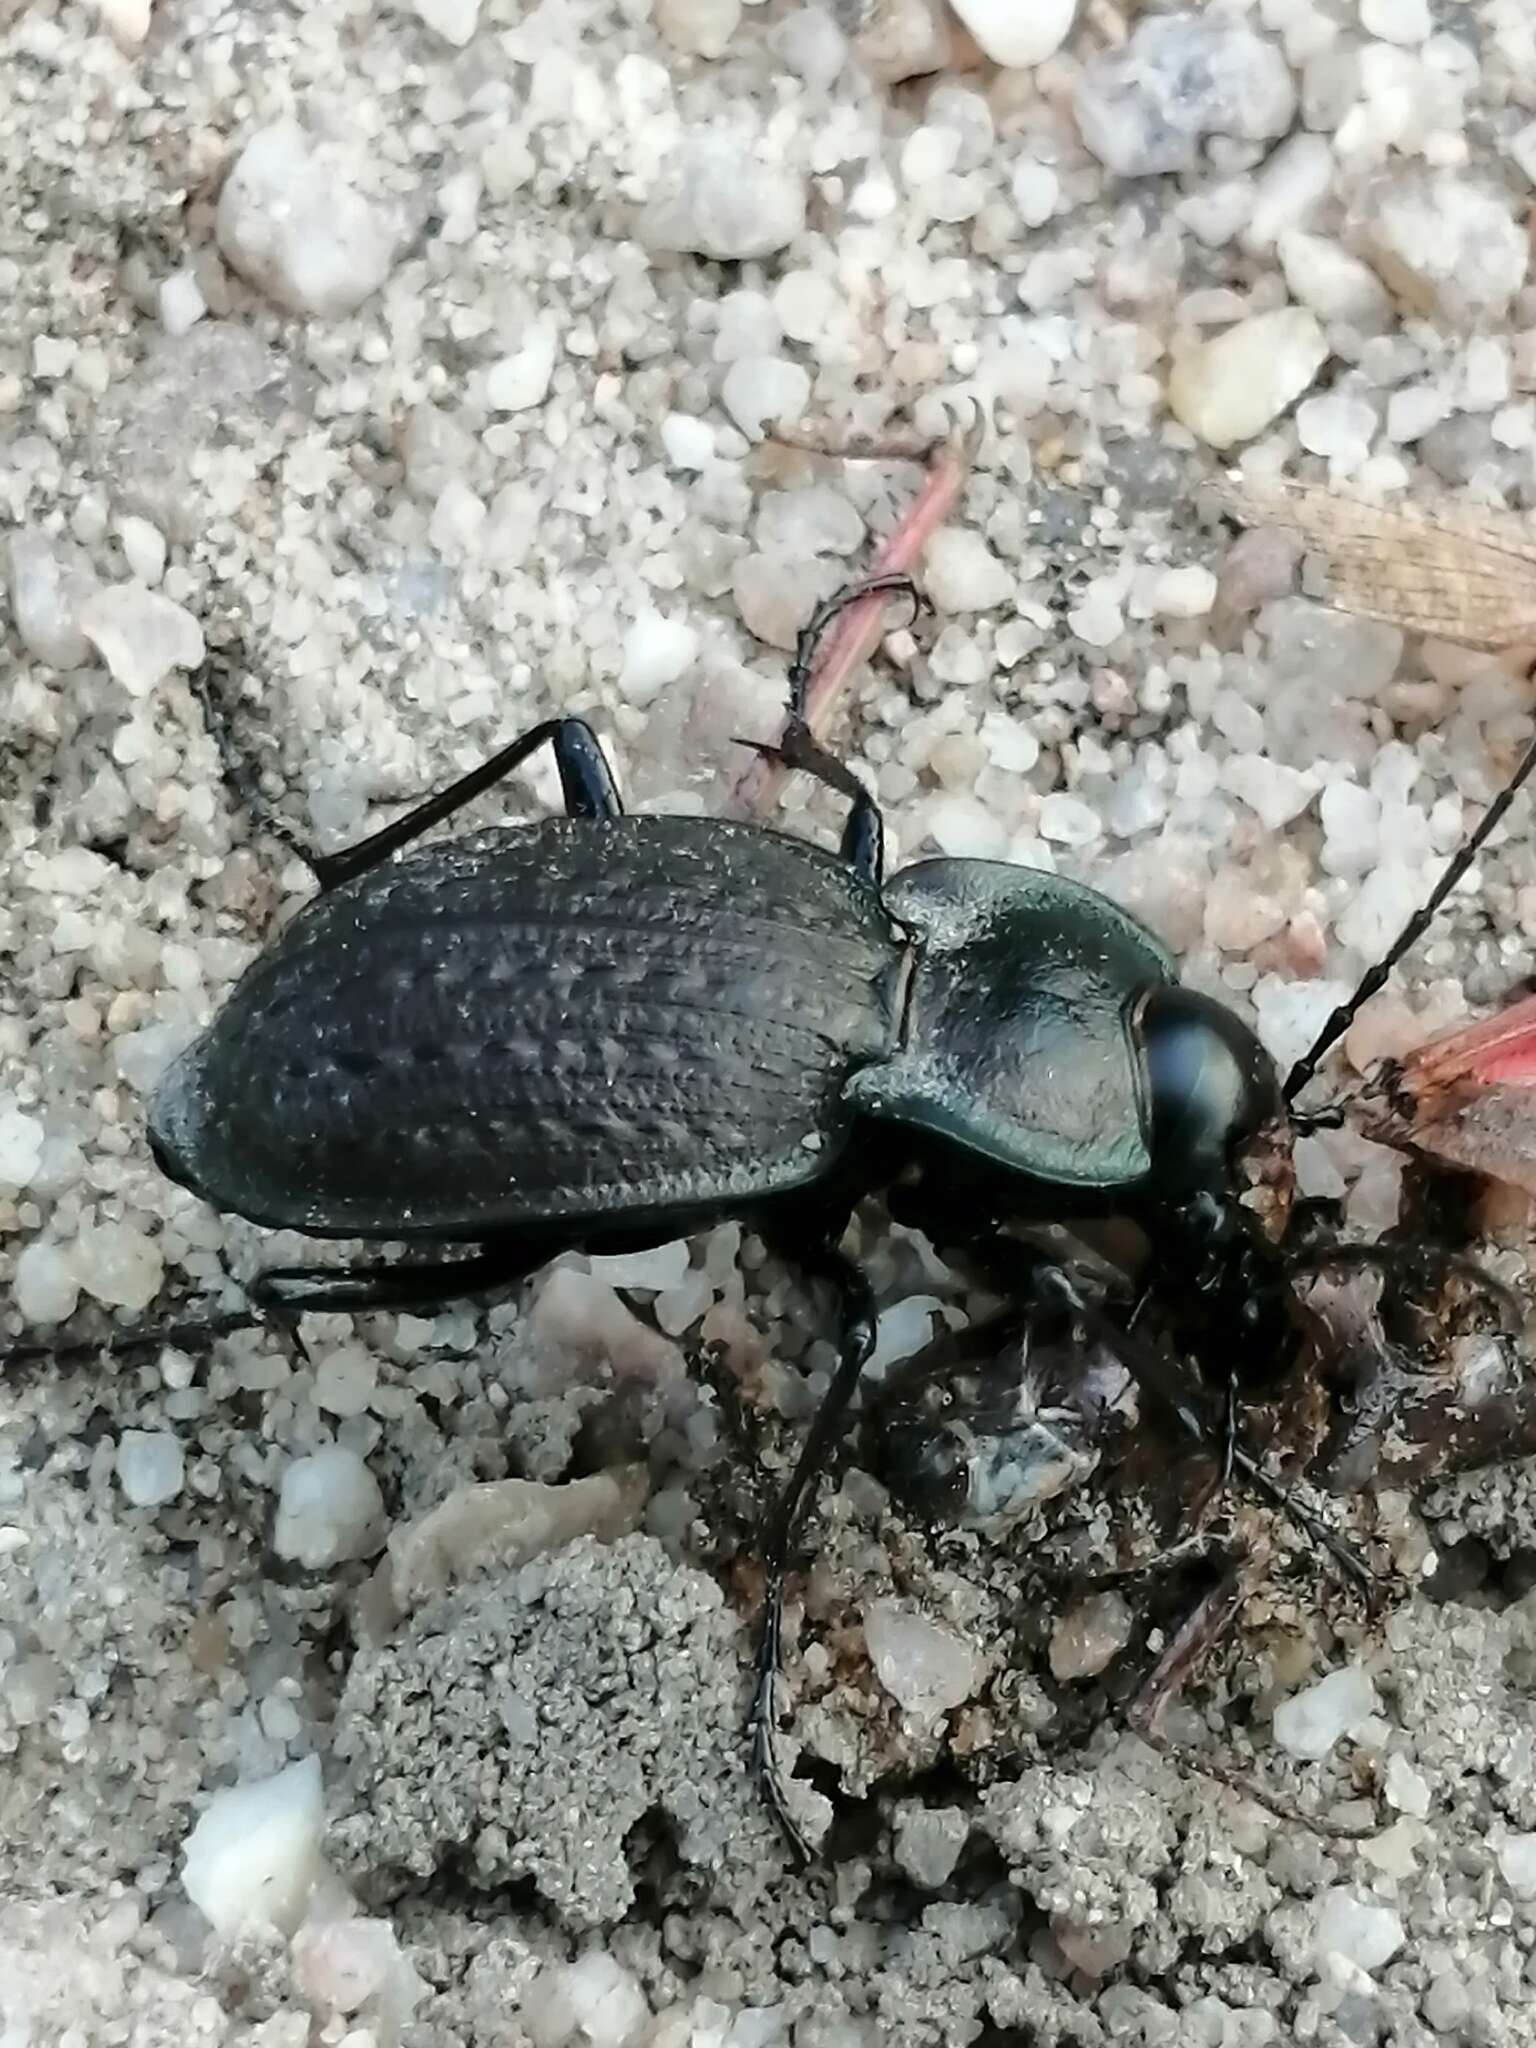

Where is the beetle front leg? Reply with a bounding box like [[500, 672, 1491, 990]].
[[748, 1234, 876, 1858]]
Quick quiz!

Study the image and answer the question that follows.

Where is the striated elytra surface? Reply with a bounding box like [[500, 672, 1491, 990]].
[[149, 815, 900, 1238]]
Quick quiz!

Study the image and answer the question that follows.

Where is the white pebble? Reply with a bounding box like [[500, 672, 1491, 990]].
[[1385, 384, 1449, 445], [116, 515, 167, 586], [1168, 307, 1328, 450], [292, 1916, 410, 2017], [979, 711, 1039, 774], [1220, 755, 1317, 831], [1498, 1834, 1536, 1898], [1151, 565, 1217, 619], [950, 0, 1075, 68], [314, 1346, 379, 1420], [864, 1599, 981, 1720], [1076, 15, 1296, 179], [5, 530, 94, 669], [412, 0, 480, 45], [1313, 1888, 1405, 1974], [13, 1243, 80, 1325], [116, 1430, 184, 1509], [1068, 582, 1124, 648], [216, 121, 398, 319], [521, 1953, 649, 2048], [901, 124, 960, 189], [79, 584, 204, 697], [180, 1756, 325, 1937], [158, 267, 207, 337], [1365, 172, 1528, 327], [660, 413, 715, 469], [1273, 1664, 1378, 1761], [1361, 0, 1430, 45], [1278, 231, 1393, 330], [96, 0, 152, 46], [0, 1107, 44, 1190], [485, 324, 556, 412], [73, 1218, 164, 1313], [923, 528, 1013, 613], [641, 137, 806, 260], [773, 269, 838, 344], [1296, 392, 1377, 470], [1011, 159, 1059, 228], [1383, 1751, 1430, 1818], [618, 611, 699, 706], [721, 355, 811, 440], [656, 0, 739, 59], [1038, 793, 1103, 848], [1245, 133, 1333, 250], [273, 1449, 385, 1569]]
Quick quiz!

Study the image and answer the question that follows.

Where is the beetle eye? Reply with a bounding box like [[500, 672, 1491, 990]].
[[1138, 985, 1280, 1189]]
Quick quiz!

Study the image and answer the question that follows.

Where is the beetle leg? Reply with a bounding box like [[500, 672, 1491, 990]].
[[248, 1239, 548, 1316], [1128, 1550, 1375, 1840], [310, 717, 623, 891], [748, 1235, 877, 1856]]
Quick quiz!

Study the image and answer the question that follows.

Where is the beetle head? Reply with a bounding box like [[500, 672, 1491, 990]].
[[1137, 984, 1284, 1204]]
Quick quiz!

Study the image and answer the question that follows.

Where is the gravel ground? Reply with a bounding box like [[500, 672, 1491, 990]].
[[6, 1, 1536, 2043]]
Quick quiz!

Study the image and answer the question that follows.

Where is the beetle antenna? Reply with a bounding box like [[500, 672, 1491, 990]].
[[1284, 715, 1536, 1104]]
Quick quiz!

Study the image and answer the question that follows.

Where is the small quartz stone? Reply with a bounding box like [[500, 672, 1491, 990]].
[[216, 121, 398, 318], [1278, 231, 1394, 331], [640, 137, 806, 260], [116, 1430, 185, 1508], [485, 325, 556, 412], [922, 528, 1013, 612], [1360, 172, 1528, 327], [0, 1108, 44, 1190], [1273, 1664, 1378, 1761], [618, 611, 699, 706], [864, 1600, 981, 1719], [1168, 307, 1328, 449], [1313, 1888, 1406, 1974], [1383, 1752, 1430, 1818], [655, 0, 739, 59], [1361, 0, 1430, 45], [79, 583, 205, 696], [73, 1218, 164, 1312], [13, 1243, 80, 1325], [181, 1756, 325, 1937], [893, 1804, 969, 1888], [412, 0, 480, 45], [273, 1449, 386, 1569], [949, 0, 1075, 69], [1049, 1592, 1133, 1682], [1076, 14, 1296, 180], [5, 530, 94, 669], [721, 355, 811, 439], [1498, 1834, 1536, 1898], [520, 1955, 649, 2048]]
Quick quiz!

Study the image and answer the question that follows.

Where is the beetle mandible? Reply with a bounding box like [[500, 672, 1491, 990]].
[[144, 576, 1536, 1848]]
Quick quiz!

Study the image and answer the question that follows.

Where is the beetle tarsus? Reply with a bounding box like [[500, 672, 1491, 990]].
[[785, 573, 925, 723]]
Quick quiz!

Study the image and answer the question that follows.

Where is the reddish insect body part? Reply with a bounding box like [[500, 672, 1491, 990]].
[[1366, 992, 1536, 1198]]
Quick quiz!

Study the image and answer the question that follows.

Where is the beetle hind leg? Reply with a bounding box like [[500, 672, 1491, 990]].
[[248, 1238, 549, 1316], [310, 716, 623, 891]]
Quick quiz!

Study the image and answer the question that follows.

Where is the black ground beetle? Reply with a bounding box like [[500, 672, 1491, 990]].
[[142, 577, 1536, 1851]]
